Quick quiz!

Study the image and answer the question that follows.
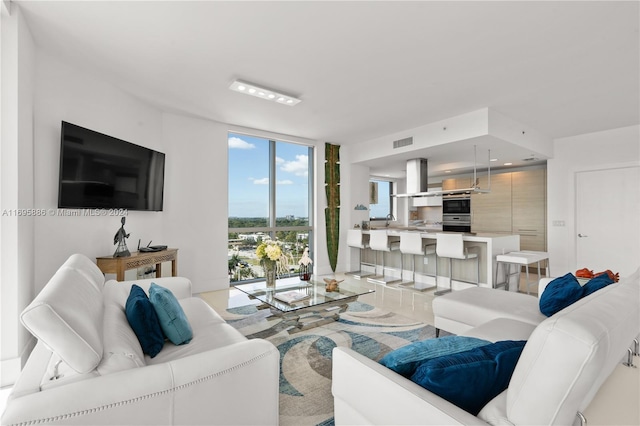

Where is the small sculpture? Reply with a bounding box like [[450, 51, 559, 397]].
[[113, 217, 131, 257], [323, 278, 343, 292]]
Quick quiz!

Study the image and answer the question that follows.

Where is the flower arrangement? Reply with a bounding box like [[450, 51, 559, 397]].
[[256, 240, 290, 277]]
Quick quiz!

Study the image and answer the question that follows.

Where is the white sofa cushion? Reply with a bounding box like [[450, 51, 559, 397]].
[[39, 353, 99, 391], [96, 303, 146, 375], [433, 287, 547, 335], [461, 318, 537, 343], [64, 253, 106, 291], [103, 277, 193, 307], [506, 271, 640, 424], [146, 298, 245, 365], [20, 255, 105, 374]]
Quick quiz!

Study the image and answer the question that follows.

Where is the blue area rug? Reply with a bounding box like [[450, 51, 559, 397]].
[[224, 301, 445, 426]]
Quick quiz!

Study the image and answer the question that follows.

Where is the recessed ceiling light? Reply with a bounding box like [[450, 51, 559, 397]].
[[490, 158, 498, 162], [445, 170, 451, 173], [504, 162, 513, 166], [229, 80, 301, 106]]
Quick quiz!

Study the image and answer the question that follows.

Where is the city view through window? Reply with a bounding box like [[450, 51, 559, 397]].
[[228, 133, 313, 283]]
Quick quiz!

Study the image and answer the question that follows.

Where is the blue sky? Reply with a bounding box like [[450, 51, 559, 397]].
[[228, 133, 310, 218]]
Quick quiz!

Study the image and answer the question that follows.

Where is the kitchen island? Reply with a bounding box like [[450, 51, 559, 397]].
[[358, 229, 520, 290]]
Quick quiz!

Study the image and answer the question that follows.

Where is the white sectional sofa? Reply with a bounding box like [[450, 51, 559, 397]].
[[332, 267, 640, 425], [1, 254, 280, 426]]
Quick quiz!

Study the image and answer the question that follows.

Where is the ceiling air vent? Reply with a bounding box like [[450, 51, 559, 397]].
[[393, 137, 413, 149]]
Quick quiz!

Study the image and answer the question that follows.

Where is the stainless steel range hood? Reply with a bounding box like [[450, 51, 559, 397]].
[[393, 149, 492, 198]]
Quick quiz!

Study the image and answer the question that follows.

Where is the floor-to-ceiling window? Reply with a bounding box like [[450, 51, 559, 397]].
[[228, 132, 313, 283]]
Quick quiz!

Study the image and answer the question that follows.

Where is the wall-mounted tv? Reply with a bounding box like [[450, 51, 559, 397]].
[[58, 121, 165, 211]]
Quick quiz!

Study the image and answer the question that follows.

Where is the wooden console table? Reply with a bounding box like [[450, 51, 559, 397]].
[[96, 248, 178, 281]]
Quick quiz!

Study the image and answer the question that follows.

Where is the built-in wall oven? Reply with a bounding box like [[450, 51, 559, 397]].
[[442, 196, 471, 215], [442, 196, 471, 232], [442, 214, 471, 232]]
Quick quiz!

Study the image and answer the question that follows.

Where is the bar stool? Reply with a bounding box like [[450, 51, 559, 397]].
[[398, 232, 437, 291], [346, 229, 374, 279], [367, 230, 401, 285], [495, 250, 549, 294], [434, 233, 479, 296]]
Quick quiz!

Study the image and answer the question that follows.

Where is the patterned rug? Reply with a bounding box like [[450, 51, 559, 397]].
[[223, 301, 443, 426]]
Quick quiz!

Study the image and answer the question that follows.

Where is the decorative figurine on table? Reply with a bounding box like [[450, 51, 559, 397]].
[[298, 247, 313, 281], [323, 278, 343, 292], [113, 217, 131, 257]]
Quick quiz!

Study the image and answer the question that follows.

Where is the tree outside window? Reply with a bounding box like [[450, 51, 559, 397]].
[[228, 133, 313, 283]]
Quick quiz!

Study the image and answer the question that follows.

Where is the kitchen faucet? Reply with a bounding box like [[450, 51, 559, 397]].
[[385, 213, 395, 227]]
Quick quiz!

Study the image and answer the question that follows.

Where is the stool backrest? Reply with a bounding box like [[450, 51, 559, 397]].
[[369, 230, 391, 252], [436, 233, 465, 259], [399, 232, 425, 255], [347, 229, 366, 248]]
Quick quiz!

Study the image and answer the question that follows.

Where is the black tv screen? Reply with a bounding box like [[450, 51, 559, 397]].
[[58, 121, 165, 211]]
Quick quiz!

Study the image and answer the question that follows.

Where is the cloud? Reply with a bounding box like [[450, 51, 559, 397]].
[[279, 155, 309, 177], [250, 178, 293, 185], [276, 156, 285, 165], [228, 136, 255, 149]]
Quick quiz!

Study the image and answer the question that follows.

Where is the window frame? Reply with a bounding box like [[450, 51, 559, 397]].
[[228, 131, 314, 283], [369, 178, 395, 222]]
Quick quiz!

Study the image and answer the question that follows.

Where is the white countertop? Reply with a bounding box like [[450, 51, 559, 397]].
[[363, 228, 517, 242]]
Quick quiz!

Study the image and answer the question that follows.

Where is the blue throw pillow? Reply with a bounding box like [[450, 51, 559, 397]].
[[125, 285, 165, 357], [410, 340, 527, 415], [149, 283, 193, 345], [582, 273, 614, 297], [379, 336, 491, 377], [539, 273, 584, 316]]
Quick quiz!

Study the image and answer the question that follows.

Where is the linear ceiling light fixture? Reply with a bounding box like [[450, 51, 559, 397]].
[[229, 80, 301, 106]]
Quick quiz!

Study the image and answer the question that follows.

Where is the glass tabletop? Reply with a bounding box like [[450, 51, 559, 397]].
[[234, 277, 374, 313]]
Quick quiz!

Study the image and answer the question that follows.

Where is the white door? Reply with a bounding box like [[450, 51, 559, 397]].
[[576, 166, 640, 277]]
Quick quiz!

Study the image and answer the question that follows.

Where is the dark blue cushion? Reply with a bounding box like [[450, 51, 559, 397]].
[[125, 285, 165, 357], [410, 340, 527, 415], [539, 273, 584, 316], [379, 336, 491, 377], [149, 283, 193, 345], [582, 273, 615, 297]]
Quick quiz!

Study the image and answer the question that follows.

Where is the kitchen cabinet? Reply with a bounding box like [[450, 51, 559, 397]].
[[471, 173, 512, 233], [469, 168, 547, 251], [442, 178, 471, 191], [511, 169, 546, 251]]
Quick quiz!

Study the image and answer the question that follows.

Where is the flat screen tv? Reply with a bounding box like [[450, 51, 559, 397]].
[[58, 121, 165, 211]]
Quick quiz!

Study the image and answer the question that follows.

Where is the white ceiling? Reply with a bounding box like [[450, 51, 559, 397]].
[[14, 0, 640, 177]]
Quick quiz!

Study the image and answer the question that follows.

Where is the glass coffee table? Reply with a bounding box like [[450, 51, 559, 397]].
[[234, 277, 375, 333]]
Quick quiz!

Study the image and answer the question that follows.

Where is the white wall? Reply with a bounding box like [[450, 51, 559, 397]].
[[161, 113, 229, 293], [1, 4, 36, 387], [547, 125, 640, 275], [32, 50, 165, 291], [25, 46, 322, 299]]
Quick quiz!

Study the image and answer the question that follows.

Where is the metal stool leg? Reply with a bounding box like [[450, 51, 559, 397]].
[[434, 258, 453, 296]]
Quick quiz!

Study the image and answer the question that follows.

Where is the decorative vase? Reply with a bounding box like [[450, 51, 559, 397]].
[[265, 268, 276, 290], [299, 264, 311, 281]]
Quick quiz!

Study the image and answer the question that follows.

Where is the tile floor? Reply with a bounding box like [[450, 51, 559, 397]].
[[202, 273, 639, 426]]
